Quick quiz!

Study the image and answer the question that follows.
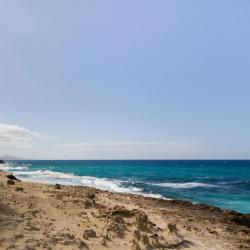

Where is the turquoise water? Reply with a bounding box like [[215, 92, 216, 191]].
[[1, 160, 250, 214]]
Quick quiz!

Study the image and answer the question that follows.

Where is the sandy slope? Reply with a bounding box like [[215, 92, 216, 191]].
[[0, 171, 249, 250]]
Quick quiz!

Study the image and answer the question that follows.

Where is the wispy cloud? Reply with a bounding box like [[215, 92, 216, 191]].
[[0, 123, 194, 159], [0, 123, 46, 147]]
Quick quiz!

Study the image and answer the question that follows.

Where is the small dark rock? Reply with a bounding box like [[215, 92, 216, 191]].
[[15, 187, 24, 192], [0, 160, 5, 164], [134, 229, 141, 240], [168, 223, 177, 234], [83, 229, 97, 239], [135, 211, 149, 231], [14, 235, 24, 239], [132, 240, 141, 250], [86, 192, 95, 200], [6, 244, 16, 249], [149, 233, 158, 239], [141, 234, 149, 245], [77, 239, 88, 249], [84, 198, 94, 209], [101, 236, 107, 246], [7, 180, 15, 185], [111, 206, 131, 217], [55, 184, 61, 189]]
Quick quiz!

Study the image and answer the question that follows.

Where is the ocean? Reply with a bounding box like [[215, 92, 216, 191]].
[[1, 160, 250, 214]]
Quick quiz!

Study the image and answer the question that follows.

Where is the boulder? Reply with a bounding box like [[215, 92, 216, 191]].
[[6, 174, 20, 181], [0, 160, 5, 164]]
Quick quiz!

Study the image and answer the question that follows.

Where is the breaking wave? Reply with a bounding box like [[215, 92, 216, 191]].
[[153, 182, 217, 189], [6, 164, 164, 199], [0, 162, 29, 171]]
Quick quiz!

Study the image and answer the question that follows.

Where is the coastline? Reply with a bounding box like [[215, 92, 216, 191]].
[[0, 171, 249, 250], [3, 160, 250, 214]]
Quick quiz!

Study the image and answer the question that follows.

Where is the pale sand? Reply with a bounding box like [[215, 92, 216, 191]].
[[0, 171, 249, 250]]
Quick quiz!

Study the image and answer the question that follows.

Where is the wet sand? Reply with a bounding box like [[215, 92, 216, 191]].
[[0, 171, 249, 250]]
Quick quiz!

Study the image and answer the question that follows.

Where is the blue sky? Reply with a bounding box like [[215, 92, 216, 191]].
[[0, 1, 249, 159]]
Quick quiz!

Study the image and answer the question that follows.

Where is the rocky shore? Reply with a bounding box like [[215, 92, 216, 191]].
[[0, 171, 249, 250]]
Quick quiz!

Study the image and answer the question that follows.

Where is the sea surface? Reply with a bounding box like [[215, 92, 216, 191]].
[[1, 160, 250, 214]]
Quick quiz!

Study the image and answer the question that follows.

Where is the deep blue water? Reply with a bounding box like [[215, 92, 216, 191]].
[[1, 160, 250, 214]]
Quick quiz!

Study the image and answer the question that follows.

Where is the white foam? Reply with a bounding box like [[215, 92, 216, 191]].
[[153, 182, 217, 189], [14, 166, 29, 170], [0, 164, 11, 171], [142, 193, 169, 199], [13, 170, 80, 186], [79, 177, 167, 199], [0, 162, 29, 171], [12, 168, 165, 199], [80, 176, 142, 193], [34, 170, 77, 179]]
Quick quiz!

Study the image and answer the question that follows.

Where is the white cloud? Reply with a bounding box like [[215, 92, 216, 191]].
[[0, 123, 46, 147], [0, 123, 196, 159]]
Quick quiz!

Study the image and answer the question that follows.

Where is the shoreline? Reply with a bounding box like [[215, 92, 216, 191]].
[[2, 160, 250, 214], [0, 171, 250, 249]]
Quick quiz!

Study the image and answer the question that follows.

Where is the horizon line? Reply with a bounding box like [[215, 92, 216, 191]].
[[4, 158, 250, 161]]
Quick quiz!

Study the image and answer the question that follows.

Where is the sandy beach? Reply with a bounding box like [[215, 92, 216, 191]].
[[0, 171, 249, 250]]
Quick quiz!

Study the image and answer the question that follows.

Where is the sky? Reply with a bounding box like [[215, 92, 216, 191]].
[[0, 1, 249, 159]]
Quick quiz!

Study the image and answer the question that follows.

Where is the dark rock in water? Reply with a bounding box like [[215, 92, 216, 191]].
[[15, 187, 24, 192], [7, 180, 15, 185], [0, 160, 5, 164], [6, 174, 20, 181], [55, 184, 61, 189], [83, 229, 97, 239]]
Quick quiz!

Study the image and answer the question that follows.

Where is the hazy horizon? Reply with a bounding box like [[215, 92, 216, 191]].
[[1, 155, 250, 161], [1, 1, 250, 159]]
